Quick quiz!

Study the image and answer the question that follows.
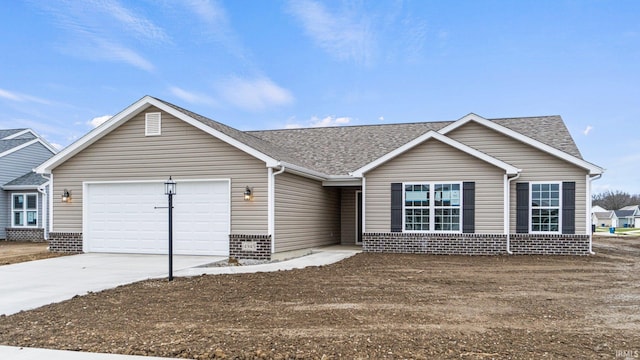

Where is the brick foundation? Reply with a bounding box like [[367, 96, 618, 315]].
[[229, 234, 272, 260], [364, 233, 508, 255], [48, 232, 83, 253], [510, 233, 591, 255], [5, 228, 45, 242], [363, 233, 592, 255]]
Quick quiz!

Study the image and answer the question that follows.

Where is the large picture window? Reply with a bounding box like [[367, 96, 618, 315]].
[[530, 183, 560, 232], [404, 182, 461, 232], [12, 193, 38, 227]]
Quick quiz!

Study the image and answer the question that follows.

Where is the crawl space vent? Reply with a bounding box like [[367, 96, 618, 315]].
[[145, 112, 161, 136]]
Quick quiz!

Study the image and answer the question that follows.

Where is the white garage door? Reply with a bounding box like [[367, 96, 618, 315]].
[[85, 180, 230, 255]]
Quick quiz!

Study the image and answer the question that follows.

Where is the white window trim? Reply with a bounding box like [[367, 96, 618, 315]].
[[145, 112, 162, 136], [11, 192, 38, 228], [529, 181, 562, 234], [402, 181, 463, 234]]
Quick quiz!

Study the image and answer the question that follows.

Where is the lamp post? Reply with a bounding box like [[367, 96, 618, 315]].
[[164, 176, 177, 281]]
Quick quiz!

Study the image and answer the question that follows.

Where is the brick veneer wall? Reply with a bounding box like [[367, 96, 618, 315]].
[[510, 234, 591, 255], [229, 234, 272, 260], [363, 233, 592, 255], [48, 232, 83, 253], [363, 233, 508, 255], [5, 228, 45, 242]]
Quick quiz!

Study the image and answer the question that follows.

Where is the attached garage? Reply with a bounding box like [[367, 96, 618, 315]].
[[84, 180, 230, 256]]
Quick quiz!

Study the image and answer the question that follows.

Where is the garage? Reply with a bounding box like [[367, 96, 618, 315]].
[[84, 180, 230, 256]]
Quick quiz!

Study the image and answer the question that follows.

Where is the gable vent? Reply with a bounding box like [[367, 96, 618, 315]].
[[145, 112, 161, 136]]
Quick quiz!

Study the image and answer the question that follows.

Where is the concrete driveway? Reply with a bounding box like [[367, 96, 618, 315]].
[[0, 253, 224, 316]]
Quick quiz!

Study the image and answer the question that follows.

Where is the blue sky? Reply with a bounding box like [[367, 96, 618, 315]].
[[1, 0, 639, 194]]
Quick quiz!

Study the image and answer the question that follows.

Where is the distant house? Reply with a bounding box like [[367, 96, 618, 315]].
[[612, 206, 640, 228], [36, 96, 604, 257], [592, 210, 614, 228], [0, 129, 57, 241]]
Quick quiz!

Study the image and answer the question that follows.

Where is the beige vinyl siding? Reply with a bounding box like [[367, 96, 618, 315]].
[[340, 188, 357, 245], [447, 121, 588, 234], [51, 106, 268, 234], [274, 172, 340, 252], [365, 139, 506, 233]]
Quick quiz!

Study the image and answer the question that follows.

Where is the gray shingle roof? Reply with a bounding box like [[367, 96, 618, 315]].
[[614, 210, 635, 218], [152, 98, 584, 176], [3, 171, 48, 187], [0, 129, 26, 139], [0, 138, 31, 153]]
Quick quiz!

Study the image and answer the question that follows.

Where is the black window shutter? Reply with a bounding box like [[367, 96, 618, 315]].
[[462, 182, 475, 233], [391, 183, 403, 232], [562, 182, 576, 234], [516, 182, 529, 233]]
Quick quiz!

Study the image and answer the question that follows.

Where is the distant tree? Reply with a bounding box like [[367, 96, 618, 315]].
[[592, 190, 640, 210]]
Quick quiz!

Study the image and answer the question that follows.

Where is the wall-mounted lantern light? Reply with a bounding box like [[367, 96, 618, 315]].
[[244, 186, 253, 201], [62, 189, 71, 203]]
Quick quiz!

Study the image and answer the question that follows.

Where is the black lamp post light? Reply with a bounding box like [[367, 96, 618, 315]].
[[164, 176, 176, 281]]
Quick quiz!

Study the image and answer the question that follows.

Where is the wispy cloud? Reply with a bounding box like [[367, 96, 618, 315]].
[[286, 0, 374, 66], [0, 88, 53, 105], [181, 0, 248, 61], [33, 0, 168, 71], [216, 76, 294, 111], [286, 115, 353, 129], [88, 115, 112, 128], [583, 125, 593, 136], [169, 86, 217, 106]]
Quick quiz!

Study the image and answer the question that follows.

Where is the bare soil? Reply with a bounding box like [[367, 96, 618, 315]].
[[0, 241, 67, 266], [0, 236, 639, 359]]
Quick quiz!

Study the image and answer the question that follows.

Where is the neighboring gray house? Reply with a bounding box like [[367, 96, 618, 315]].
[[36, 96, 604, 257], [613, 210, 636, 228], [0, 129, 57, 241], [619, 205, 640, 228]]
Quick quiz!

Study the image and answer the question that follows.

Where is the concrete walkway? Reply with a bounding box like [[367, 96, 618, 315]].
[[0, 247, 361, 360]]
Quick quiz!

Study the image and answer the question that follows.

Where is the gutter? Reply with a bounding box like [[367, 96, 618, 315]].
[[37, 173, 51, 241], [505, 172, 521, 255], [588, 173, 603, 255], [268, 165, 286, 254]]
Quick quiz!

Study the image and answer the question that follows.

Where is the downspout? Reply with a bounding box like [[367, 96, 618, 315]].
[[268, 165, 286, 254], [38, 173, 51, 241], [588, 173, 602, 255], [505, 172, 521, 255]]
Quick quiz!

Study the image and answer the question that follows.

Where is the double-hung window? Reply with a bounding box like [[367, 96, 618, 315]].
[[404, 182, 461, 232], [12, 193, 38, 227], [530, 183, 560, 232]]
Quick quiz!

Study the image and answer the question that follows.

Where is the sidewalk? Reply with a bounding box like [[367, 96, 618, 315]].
[[0, 247, 361, 360]]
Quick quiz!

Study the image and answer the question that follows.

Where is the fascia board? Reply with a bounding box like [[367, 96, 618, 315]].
[[351, 130, 520, 177], [3, 129, 33, 140], [278, 161, 329, 181], [36, 96, 279, 173], [439, 114, 605, 175]]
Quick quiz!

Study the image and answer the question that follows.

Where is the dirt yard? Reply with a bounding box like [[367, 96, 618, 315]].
[[0, 236, 638, 359], [0, 241, 66, 265]]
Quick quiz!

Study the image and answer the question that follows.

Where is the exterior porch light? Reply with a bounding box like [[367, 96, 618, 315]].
[[62, 189, 71, 203], [244, 186, 253, 201]]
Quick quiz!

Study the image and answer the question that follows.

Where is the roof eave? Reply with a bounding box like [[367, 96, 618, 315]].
[[439, 114, 605, 175], [36, 96, 279, 174], [350, 131, 520, 177]]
